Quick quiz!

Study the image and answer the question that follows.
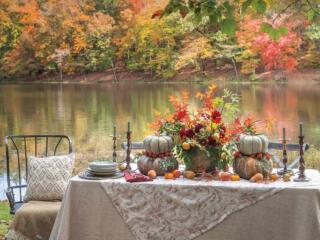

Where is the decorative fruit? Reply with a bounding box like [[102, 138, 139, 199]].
[[184, 171, 196, 179], [164, 172, 174, 180], [283, 173, 291, 182], [233, 156, 272, 180], [221, 152, 227, 160], [231, 174, 240, 181], [118, 163, 127, 171], [234, 151, 241, 158], [143, 134, 173, 155], [265, 152, 271, 160], [238, 134, 269, 155], [250, 173, 263, 182], [137, 156, 179, 176], [182, 142, 191, 150], [147, 170, 157, 179], [172, 169, 181, 178], [219, 172, 231, 181], [213, 133, 220, 141], [257, 153, 263, 160], [270, 173, 279, 181]]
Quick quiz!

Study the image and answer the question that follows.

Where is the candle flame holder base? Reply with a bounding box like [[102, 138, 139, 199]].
[[293, 174, 310, 182], [294, 133, 310, 182], [277, 168, 293, 176]]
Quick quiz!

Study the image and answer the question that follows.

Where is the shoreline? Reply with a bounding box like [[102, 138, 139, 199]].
[[1, 68, 319, 85]]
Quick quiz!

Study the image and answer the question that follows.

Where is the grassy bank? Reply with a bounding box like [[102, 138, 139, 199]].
[[0, 201, 12, 239]]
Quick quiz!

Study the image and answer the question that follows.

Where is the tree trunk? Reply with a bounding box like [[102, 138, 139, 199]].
[[231, 58, 239, 81], [111, 60, 118, 83]]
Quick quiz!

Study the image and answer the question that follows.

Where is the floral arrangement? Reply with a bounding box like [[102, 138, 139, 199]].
[[150, 84, 250, 172]]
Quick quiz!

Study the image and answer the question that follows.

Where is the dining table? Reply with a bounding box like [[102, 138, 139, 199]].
[[50, 168, 320, 240]]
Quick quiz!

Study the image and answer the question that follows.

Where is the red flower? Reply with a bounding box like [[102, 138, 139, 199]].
[[195, 124, 203, 133], [207, 136, 217, 146], [186, 129, 195, 138], [219, 133, 225, 139], [244, 117, 253, 127], [211, 111, 221, 124], [219, 124, 226, 133], [179, 128, 187, 138], [174, 109, 188, 121]]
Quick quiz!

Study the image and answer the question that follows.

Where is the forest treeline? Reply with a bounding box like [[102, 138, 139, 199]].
[[0, 0, 319, 80]]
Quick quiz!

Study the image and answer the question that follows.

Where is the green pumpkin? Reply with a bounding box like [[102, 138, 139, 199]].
[[233, 155, 273, 180], [238, 134, 269, 155], [137, 155, 178, 176]]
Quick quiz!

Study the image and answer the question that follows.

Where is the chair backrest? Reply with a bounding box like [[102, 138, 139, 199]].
[[268, 141, 309, 169], [5, 135, 72, 210], [121, 141, 143, 151]]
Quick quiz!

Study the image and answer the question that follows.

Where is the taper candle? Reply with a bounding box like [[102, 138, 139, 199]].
[[113, 125, 116, 136], [299, 122, 303, 136], [282, 128, 286, 141], [128, 121, 131, 132]]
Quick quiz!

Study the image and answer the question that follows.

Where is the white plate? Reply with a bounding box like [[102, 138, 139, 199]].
[[86, 169, 118, 176], [89, 161, 117, 169], [87, 166, 117, 172], [88, 166, 117, 172], [87, 167, 117, 173], [87, 168, 117, 174]]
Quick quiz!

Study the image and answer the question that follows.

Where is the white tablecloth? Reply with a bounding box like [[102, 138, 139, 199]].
[[50, 170, 320, 240]]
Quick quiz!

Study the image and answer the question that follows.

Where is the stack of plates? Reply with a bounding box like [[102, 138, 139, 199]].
[[87, 161, 118, 177]]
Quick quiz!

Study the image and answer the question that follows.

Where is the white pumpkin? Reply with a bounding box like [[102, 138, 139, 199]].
[[143, 134, 173, 154], [238, 134, 268, 155]]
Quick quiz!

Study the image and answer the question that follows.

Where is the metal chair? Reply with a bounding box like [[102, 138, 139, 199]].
[[5, 134, 73, 214]]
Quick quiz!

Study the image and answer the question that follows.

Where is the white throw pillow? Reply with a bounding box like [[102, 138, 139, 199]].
[[24, 154, 74, 202]]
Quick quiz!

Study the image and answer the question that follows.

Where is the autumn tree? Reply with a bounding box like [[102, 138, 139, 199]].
[[1, 0, 118, 78]]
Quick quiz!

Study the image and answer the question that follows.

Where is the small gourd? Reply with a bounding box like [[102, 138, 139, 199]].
[[250, 173, 263, 182]]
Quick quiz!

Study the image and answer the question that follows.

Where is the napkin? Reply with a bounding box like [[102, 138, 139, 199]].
[[124, 171, 153, 182]]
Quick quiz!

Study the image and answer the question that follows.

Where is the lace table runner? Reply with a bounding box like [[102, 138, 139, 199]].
[[100, 169, 320, 240]]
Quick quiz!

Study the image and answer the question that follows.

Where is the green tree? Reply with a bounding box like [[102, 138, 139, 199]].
[[118, 14, 185, 78]]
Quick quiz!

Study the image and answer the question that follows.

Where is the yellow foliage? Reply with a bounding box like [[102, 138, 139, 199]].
[[175, 36, 215, 71], [299, 42, 320, 68]]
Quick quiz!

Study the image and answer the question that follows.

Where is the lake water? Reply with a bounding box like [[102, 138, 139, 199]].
[[1, 80, 320, 199]]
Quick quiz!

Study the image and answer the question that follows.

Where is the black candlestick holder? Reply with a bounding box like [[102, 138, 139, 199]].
[[277, 138, 292, 175], [294, 135, 310, 182], [125, 129, 132, 170], [112, 135, 117, 162]]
